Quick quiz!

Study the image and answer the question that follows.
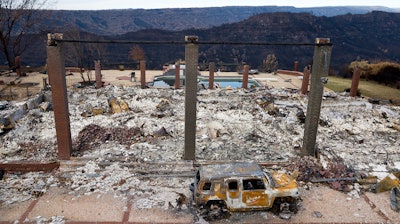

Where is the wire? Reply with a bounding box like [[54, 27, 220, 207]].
[[53, 38, 332, 47]]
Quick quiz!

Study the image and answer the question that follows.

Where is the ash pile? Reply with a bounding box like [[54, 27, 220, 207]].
[[0, 85, 399, 212]]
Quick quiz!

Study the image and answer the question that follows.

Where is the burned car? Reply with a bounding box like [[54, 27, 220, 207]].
[[190, 162, 300, 219]]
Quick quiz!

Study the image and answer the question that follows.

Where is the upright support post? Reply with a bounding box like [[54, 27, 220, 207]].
[[174, 61, 180, 89], [294, 61, 299, 72], [302, 38, 332, 157], [42, 77, 48, 90], [184, 36, 199, 160], [140, 60, 146, 89], [14, 56, 22, 77], [301, 66, 311, 95], [208, 62, 215, 90], [46, 33, 72, 160], [242, 65, 249, 89], [350, 66, 361, 97], [95, 60, 102, 89]]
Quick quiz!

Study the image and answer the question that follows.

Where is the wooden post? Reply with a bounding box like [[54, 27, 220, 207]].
[[46, 33, 72, 160], [140, 60, 146, 89], [301, 66, 311, 95], [302, 38, 332, 157], [174, 61, 180, 89], [350, 66, 361, 97], [184, 36, 199, 161], [208, 62, 215, 90], [242, 65, 249, 89]]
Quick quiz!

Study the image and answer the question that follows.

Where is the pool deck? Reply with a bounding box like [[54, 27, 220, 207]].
[[144, 70, 305, 90], [1, 69, 306, 100], [200, 70, 304, 90]]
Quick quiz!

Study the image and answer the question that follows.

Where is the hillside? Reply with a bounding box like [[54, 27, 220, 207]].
[[103, 11, 400, 72], [42, 6, 400, 35], [14, 11, 400, 76]]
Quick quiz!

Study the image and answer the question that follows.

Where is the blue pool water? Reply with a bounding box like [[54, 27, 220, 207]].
[[152, 76, 260, 88]]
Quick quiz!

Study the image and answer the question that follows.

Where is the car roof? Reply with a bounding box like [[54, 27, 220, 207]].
[[199, 162, 264, 180]]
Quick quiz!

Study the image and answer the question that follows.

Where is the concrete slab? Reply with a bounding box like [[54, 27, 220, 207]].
[[290, 185, 387, 223], [364, 191, 399, 223], [0, 199, 32, 222], [129, 208, 193, 223], [1, 185, 397, 223], [27, 188, 126, 222], [2, 70, 308, 102], [210, 185, 391, 224]]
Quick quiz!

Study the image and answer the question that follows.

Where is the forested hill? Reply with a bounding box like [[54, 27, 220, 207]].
[[105, 11, 400, 72], [21, 11, 400, 75], [43, 6, 399, 35]]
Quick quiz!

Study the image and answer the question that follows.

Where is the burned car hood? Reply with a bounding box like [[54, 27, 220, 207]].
[[270, 172, 297, 188]]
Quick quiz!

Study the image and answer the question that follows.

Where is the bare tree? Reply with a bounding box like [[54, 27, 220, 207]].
[[0, 0, 49, 68], [64, 25, 106, 84], [261, 54, 278, 74], [129, 45, 145, 68]]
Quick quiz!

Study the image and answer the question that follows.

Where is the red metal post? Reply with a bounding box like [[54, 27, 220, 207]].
[[140, 60, 146, 89], [208, 62, 215, 90], [350, 66, 361, 97], [47, 33, 72, 160], [95, 60, 102, 89], [14, 56, 22, 77], [242, 65, 249, 89], [174, 61, 180, 89], [294, 61, 299, 71], [301, 66, 311, 95]]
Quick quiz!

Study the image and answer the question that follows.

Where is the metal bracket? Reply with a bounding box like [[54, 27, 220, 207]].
[[321, 77, 328, 85]]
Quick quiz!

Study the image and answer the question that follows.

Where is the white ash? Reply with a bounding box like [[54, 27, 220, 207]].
[[0, 85, 399, 208], [0, 172, 58, 206]]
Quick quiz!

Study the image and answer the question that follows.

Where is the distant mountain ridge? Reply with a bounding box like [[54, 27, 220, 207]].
[[11, 9, 400, 76], [44, 6, 400, 35], [102, 11, 400, 72]]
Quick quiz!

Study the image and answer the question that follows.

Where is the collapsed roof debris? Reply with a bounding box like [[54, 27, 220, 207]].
[[0, 85, 399, 217]]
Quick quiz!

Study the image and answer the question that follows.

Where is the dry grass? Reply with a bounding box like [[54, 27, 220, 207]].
[[326, 76, 400, 105]]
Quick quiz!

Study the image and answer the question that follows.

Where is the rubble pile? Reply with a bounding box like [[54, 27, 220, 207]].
[[0, 85, 399, 208], [287, 156, 358, 191], [72, 124, 145, 156]]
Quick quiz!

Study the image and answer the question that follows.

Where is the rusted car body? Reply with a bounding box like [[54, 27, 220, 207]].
[[191, 162, 299, 212]]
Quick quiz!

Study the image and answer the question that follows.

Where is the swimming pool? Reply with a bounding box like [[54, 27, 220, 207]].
[[152, 76, 261, 88]]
